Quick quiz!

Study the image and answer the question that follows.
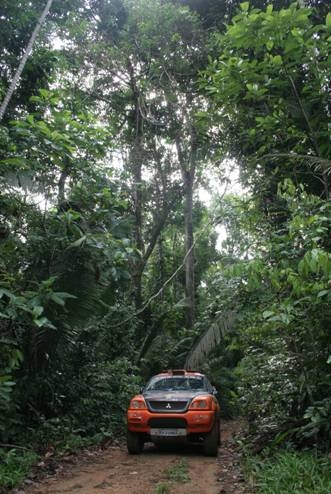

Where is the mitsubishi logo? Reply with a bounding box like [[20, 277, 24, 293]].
[[166, 403, 172, 409]]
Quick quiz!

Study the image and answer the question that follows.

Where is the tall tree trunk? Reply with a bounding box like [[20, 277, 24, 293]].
[[157, 235, 165, 299], [0, 0, 54, 122], [175, 116, 197, 330], [175, 128, 196, 330], [131, 127, 144, 309], [183, 170, 195, 329], [128, 64, 144, 309], [58, 168, 68, 205]]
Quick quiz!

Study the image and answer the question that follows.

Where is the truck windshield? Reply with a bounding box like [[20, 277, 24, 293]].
[[145, 376, 205, 392]]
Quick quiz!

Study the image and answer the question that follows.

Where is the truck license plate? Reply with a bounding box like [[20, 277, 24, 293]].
[[150, 428, 186, 437]]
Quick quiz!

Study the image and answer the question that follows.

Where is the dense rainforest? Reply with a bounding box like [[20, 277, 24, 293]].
[[0, 0, 330, 492]]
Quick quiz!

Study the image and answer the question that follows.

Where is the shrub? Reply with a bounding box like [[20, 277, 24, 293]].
[[0, 448, 38, 492]]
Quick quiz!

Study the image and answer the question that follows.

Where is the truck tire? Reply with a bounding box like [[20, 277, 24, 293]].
[[127, 430, 143, 454], [203, 419, 219, 457], [218, 419, 221, 446]]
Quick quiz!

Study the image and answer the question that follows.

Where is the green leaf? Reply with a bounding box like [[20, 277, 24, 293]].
[[50, 293, 65, 306], [32, 305, 44, 317], [34, 317, 56, 329], [262, 310, 275, 319], [240, 2, 250, 11], [2, 381, 16, 387], [68, 235, 87, 248], [0, 288, 14, 299], [50, 292, 77, 305], [272, 55, 282, 65], [326, 13, 331, 31]]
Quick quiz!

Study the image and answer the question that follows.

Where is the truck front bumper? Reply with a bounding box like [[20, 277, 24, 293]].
[[127, 409, 215, 435]]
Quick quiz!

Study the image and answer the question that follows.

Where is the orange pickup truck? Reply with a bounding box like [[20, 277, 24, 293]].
[[127, 369, 220, 456]]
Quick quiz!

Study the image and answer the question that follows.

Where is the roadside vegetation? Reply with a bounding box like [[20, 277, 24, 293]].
[[0, 0, 330, 492], [245, 450, 331, 494]]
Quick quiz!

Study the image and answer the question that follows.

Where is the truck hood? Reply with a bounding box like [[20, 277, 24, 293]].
[[143, 390, 206, 401]]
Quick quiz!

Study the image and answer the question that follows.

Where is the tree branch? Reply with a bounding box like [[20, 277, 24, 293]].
[[0, 0, 54, 122]]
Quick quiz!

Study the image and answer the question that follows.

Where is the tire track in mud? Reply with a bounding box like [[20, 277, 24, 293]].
[[22, 421, 251, 494]]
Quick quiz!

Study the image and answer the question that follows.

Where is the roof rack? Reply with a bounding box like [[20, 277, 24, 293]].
[[166, 369, 200, 375]]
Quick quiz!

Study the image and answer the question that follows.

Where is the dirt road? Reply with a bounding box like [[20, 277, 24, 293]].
[[25, 421, 249, 494]]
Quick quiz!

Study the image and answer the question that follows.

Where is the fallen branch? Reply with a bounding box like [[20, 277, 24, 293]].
[[0, 443, 35, 452], [250, 418, 309, 454]]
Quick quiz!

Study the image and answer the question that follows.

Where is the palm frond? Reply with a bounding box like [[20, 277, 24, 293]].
[[262, 153, 331, 175], [185, 311, 236, 369]]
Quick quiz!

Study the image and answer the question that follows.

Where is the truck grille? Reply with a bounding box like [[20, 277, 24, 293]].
[[148, 417, 187, 428], [147, 400, 189, 413]]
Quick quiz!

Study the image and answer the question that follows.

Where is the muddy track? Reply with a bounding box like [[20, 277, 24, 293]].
[[24, 421, 250, 494]]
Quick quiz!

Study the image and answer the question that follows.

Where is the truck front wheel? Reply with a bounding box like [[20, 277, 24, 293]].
[[127, 430, 144, 454], [203, 419, 219, 457]]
